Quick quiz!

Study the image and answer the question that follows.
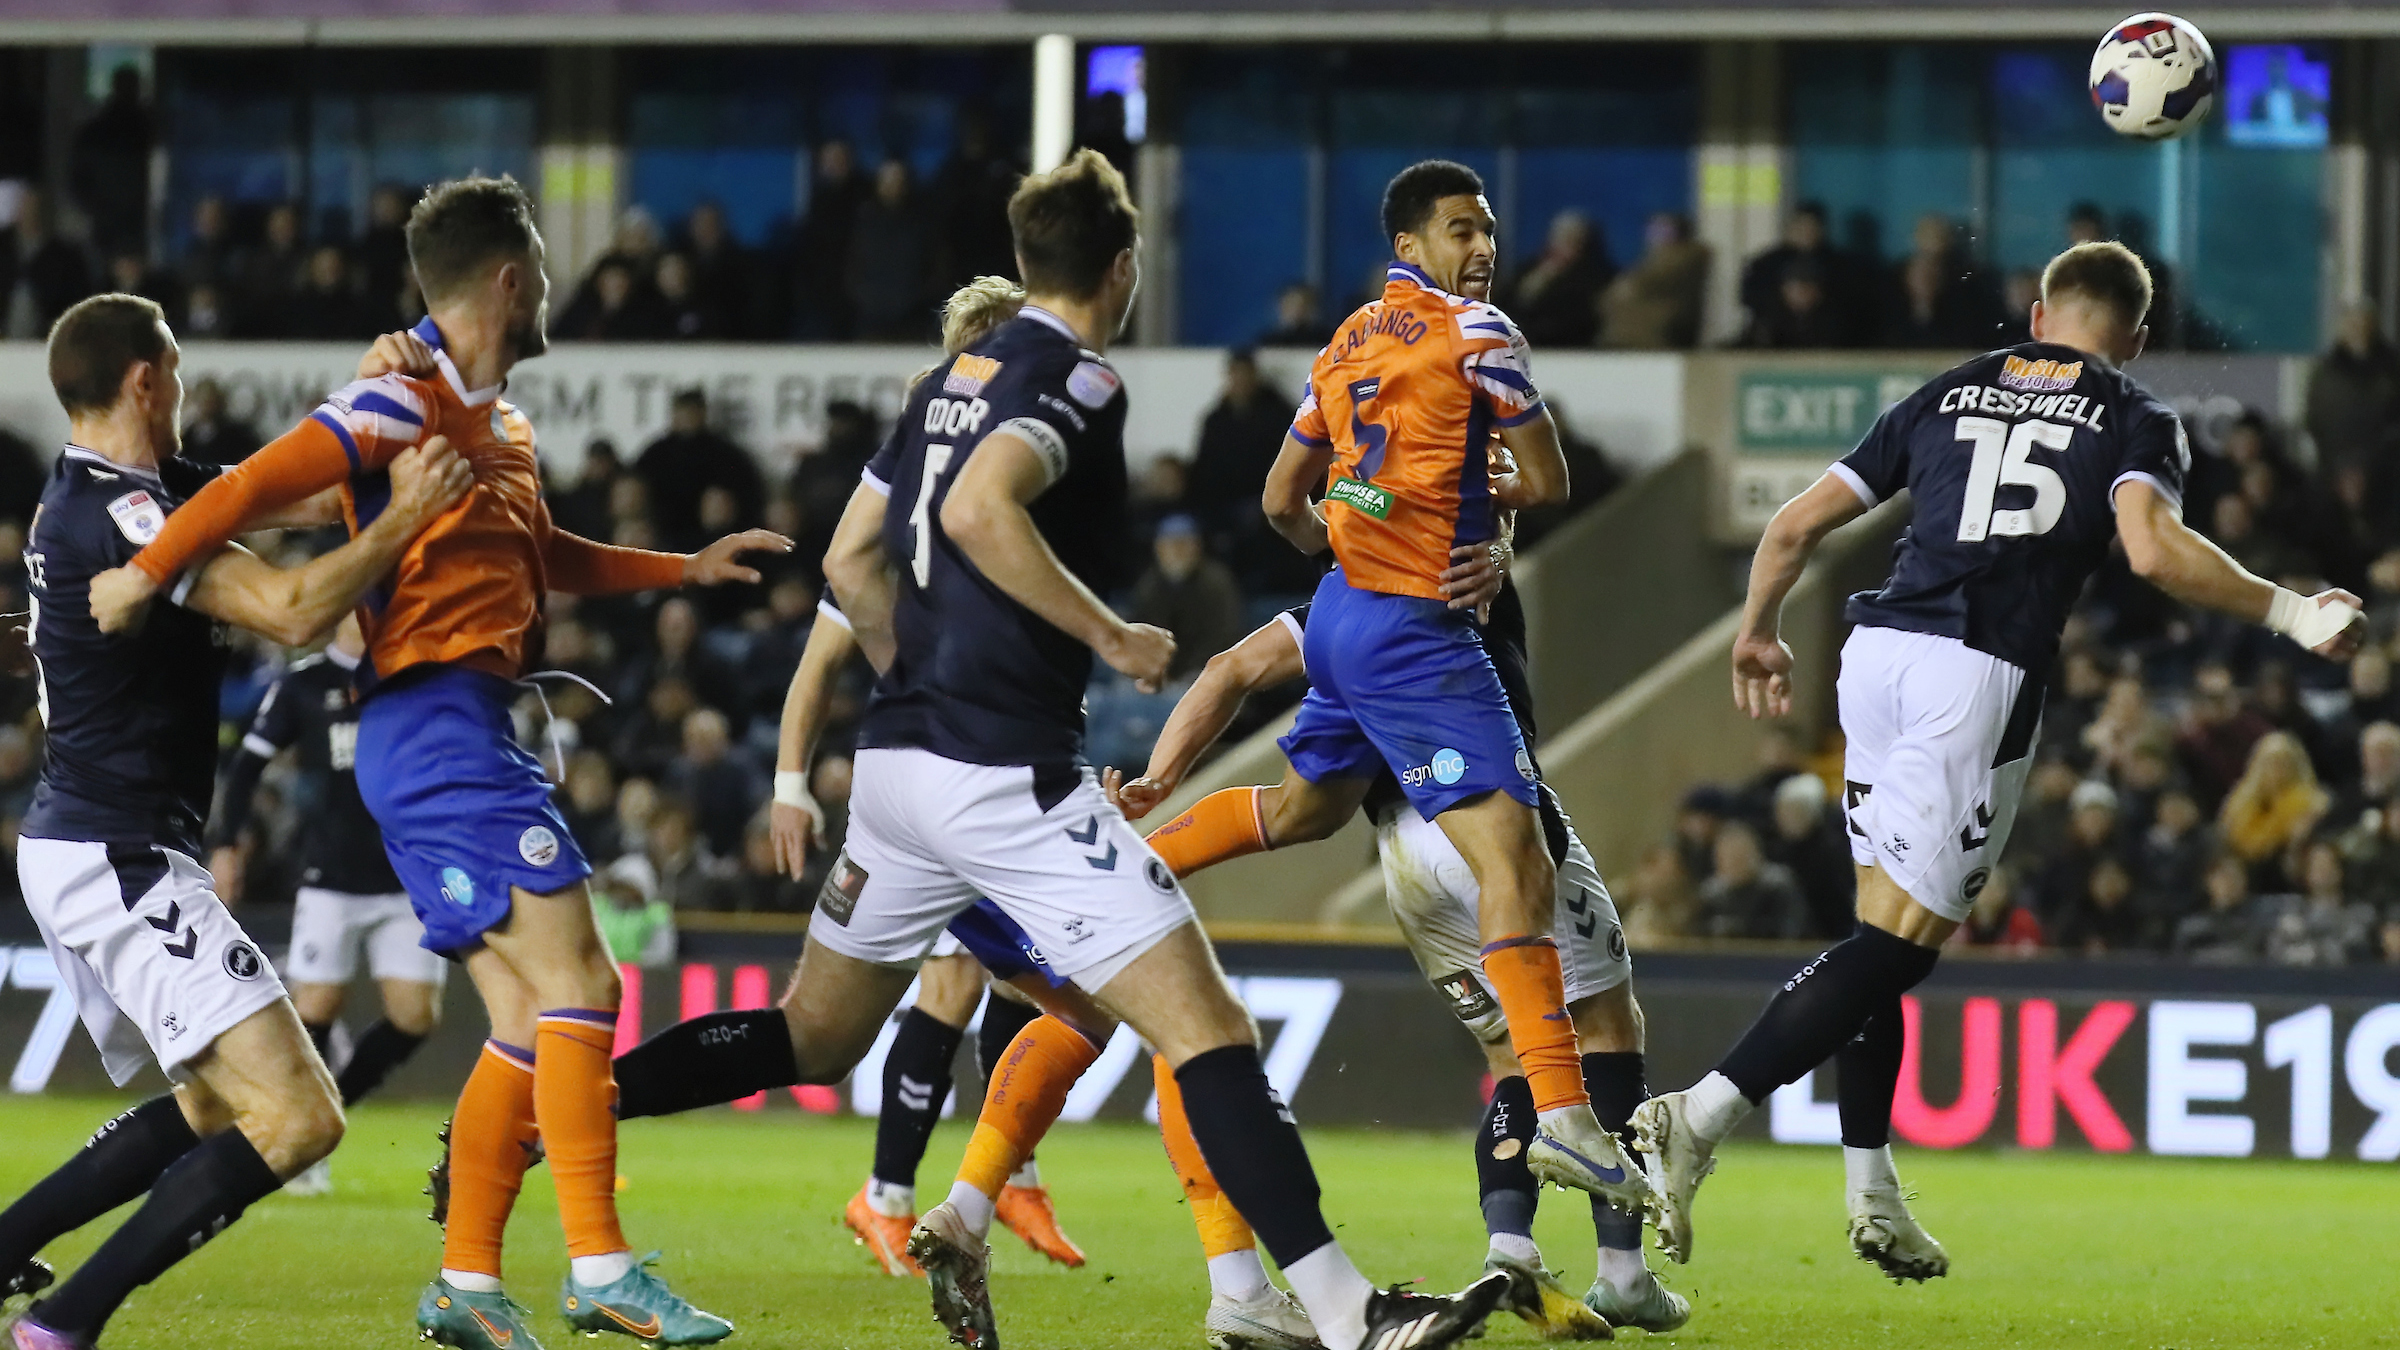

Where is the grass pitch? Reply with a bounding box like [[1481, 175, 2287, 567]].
[[1, 1095, 2393, 1349]]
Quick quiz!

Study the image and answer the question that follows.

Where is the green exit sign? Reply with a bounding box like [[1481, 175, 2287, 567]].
[[1736, 370, 1938, 453]]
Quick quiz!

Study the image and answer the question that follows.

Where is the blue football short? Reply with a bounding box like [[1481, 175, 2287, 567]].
[[946, 899, 1066, 988], [355, 664, 593, 955], [1279, 567, 1539, 819]]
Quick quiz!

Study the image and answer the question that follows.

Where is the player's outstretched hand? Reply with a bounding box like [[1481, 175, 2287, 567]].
[[0, 609, 30, 676], [89, 564, 159, 635], [770, 799, 825, 880], [1107, 768, 1171, 820], [1731, 632, 1794, 719], [356, 329, 440, 380], [1440, 541, 1507, 616], [2305, 587, 2369, 660], [1103, 621, 1176, 694], [684, 529, 795, 587], [386, 436, 477, 527]]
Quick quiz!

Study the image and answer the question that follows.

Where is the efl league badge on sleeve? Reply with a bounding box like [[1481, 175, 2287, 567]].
[[107, 491, 166, 545], [818, 852, 868, 926], [1067, 360, 1121, 409]]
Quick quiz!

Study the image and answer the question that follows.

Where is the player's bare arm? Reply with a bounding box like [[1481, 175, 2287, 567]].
[[1112, 617, 1306, 820], [1490, 410, 1569, 511], [1732, 472, 1871, 720], [2113, 477, 2363, 658], [940, 428, 1175, 691], [822, 479, 900, 672], [182, 439, 476, 646], [1262, 432, 1337, 555], [769, 608, 859, 878]]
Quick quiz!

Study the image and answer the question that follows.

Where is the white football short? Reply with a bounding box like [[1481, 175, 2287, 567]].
[[1836, 625, 2042, 923], [285, 888, 449, 987], [816, 748, 1197, 993], [18, 837, 288, 1086], [1377, 798, 1630, 1043]]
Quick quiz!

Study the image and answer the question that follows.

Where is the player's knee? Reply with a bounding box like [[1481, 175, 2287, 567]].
[[259, 1079, 346, 1173], [388, 993, 440, 1038], [1262, 784, 1347, 846]]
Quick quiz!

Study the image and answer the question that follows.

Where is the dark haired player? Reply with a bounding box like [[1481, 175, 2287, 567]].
[[1632, 241, 2364, 1275], [88, 177, 785, 1350], [2, 291, 472, 1350], [609, 149, 1510, 1350]]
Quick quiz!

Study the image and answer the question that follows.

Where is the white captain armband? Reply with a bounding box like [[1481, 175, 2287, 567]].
[[993, 416, 1070, 485]]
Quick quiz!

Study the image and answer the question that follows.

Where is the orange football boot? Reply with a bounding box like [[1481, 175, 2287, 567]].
[[843, 1185, 925, 1277], [995, 1184, 1086, 1268]]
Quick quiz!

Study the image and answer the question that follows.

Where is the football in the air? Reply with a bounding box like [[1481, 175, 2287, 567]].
[[2089, 13, 2218, 140]]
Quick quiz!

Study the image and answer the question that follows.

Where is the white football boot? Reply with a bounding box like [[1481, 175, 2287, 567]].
[[1848, 1187, 1949, 1283], [1204, 1285, 1322, 1350], [1628, 1093, 1716, 1266]]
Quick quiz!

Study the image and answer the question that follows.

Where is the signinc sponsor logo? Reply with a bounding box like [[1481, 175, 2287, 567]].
[[1998, 355, 2084, 392]]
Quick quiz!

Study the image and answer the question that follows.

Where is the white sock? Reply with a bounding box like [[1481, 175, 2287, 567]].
[[1486, 1232, 1541, 1266], [441, 1268, 503, 1294], [1845, 1144, 1899, 1197], [945, 1180, 997, 1239], [1280, 1242, 1374, 1350], [1007, 1159, 1041, 1190], [1595, 1245, 1651, 1295], [570, 1251, 634, 1287], [866, 1177, 915, 1217], [1207, 1248, 1272, 1301], [1685, 1072, 1753, 1144]]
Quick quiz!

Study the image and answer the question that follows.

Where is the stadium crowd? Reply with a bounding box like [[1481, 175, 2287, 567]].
[[1637, 303, 2400, 962]]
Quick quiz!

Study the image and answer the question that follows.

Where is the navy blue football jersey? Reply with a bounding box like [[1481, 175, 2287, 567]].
[[1835, 342, 2189, 674], [209, 648, 400, 894], [22, 447, 229, 853], [855, 308, 1133, 770]]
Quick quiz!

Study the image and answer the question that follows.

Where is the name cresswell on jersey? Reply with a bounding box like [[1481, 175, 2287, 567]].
[[1935, 382, 2106, 430]]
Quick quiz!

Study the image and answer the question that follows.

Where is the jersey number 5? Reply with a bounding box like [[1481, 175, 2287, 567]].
[[909, 443, 956, 588], [1955, 416, 2070, 543]]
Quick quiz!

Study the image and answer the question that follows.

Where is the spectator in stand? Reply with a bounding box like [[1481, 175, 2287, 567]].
[[550, 438, 623, 541], [2036, 779, 2128, 924], [69, 65, 154, 256], [2220, 731, 2329, 884], [2307, 299, 2400, 478], [357, 184, 414, 330], [2134, 783, 2212, 906], [618, 598, 745, 732], [790, 398, 881, 557], [1737, 202, 1862, 347], [1619, 844, 1698, 946], [290, 244, 374, 339], [558, 749, 622, 864], [182, 282, 231, 338], [1187, 348, 1292, 536], [2328, 649, 2400, 777], [1879, 214, 2001, 349], [176, 193, 239, 296], [645, 797, 735, 911], [2263, 839, 2375, 965], [1130, 515, 1245, 682], [1510, 403, 1622, 550], [1504, 210, 1610, 348], [792, 139, 868, 339], [104, 250, 179, 323], [1673, 785, 1730, 889], [590, 855, 677, 967], [554, 256, 663, 340], [181, 377, 263, 466], [2041, 648, 2112, 768], [1696, 818, 1810, 940], [2310, 460, 2386, 595], [680, 200, 755, 339], [2344, 792, 2400, 907], [231, 202, 307, 337], [654, 252, 720, 340], [1258, 281, 1333, 349], [1599, 212, 1708, 350], [724, 808, 811, 913], [634, 387, 766, 550], [0, 424, 45, 527], [668, 707, 760, 858], [1951, 864, 2041, 953], [2051, 856, 2149, 954], [930, 112, 1021, 287], [2178, 662, 2275, 810], [2207, 493, 2309, 593], [613, 678, 698, 783], [850, 159, 932, 341], [2082, 673, 2170, 782], [1993, 268, 2042, 346], [1, 189, 94, 337], [2173, 852, 2265, 961], [1763, 772, 1853, 938]]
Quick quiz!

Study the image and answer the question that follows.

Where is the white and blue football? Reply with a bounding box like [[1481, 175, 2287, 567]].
[[2090, 13, 2218, 140]]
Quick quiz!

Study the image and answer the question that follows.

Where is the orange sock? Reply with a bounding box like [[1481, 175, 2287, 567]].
[[535, 1009, 630, 1259], [1480, 937, 1589, 1113], [1152, 1053, 1257, 1258], [442, 1040, 541, 1280], [1146, 786, 1269, 878], [957, 1016, 1101, 1200]]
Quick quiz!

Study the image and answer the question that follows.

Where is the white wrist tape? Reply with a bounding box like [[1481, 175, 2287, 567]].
[[773, 771, 822, 822], [2267, 587, 2359, 650]]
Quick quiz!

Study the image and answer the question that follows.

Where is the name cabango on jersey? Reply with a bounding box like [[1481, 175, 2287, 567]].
[[1935, 355, 2108, 431]]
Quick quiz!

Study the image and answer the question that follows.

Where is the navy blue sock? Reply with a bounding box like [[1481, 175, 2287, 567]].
[[614, 1009, 798, 1118], [1717, 924, 1940, 1103], [977, 993, 1042, 1080], [873, 1009, 964, 1189], [0, 1097, 200, 1275], [1175, 1045, 1335, 1267], [35, 1127, 282, 1340], [1582, 1051, 1647, 1251], [1477, 1075, 1538, 1241], [1837, 996, 1904, 1149], [336, 1020, 428, 1106]]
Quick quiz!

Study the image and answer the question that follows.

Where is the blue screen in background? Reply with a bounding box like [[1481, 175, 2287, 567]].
[[2222, 45, 2330, 148], [1087, 45, 1146, 142]]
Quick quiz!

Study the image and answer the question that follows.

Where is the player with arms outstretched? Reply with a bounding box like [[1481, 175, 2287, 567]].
[[1631, 241, 2365, 1276], [2, 292, 473, 1350], [87, 178, 785, 1350]]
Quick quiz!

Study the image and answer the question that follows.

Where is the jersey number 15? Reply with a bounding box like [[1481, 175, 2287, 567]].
[[1954, 416, 2069, 543]]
